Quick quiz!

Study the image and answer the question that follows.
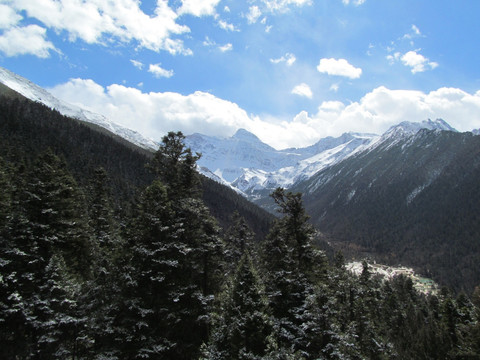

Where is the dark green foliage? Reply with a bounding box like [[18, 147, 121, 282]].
[[260, 188, 328, 357], [204, 254, 272, 360]]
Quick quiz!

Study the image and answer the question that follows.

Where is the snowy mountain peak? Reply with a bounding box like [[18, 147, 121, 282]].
[[231, 128, 267, 145], [385, 118, 456, 137], [0, 66, 158, 151]]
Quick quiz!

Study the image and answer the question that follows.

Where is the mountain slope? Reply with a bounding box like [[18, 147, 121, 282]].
[[0, 66, 158, 151], [293, 127, 480, 292]]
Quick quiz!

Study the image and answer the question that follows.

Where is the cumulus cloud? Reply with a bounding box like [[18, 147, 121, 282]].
[[0, 24, 57, 58], [270, 53, 296, 66], [219, 43, 233, 52], [247, 6, 262, 24], [317, 58, 362, 79], [48, 79, 254, 142], [401, 50, 438, 73], [0, 4, 22, 29], [177, 0, 221, 17], [48, 79, 480, 149], [403, 24, 422, 40], [6, 0, 192, 55], [293, 86, 480, 142], [148, 64, 174, 78], [218, 19, 237, 32], [291, 83, 313, 98]]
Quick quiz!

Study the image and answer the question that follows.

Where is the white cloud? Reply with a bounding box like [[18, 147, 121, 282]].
[[0, 24, 57, 58], [218, 19, 237, 32], [48, 79, 255, 143], [247, 6, 262, 24], [0, 4, 22, 29], [48, 79, 480, 150], [329, 83, 340, 92], [403, 24, 422, 40], [203, 36, 216, 47], [130, 59, 144, 70], [7, 0, 191, 55], [177, 0, 221, 17], [292, 83, 313, 98], [317, 58, 362, 79], [401, 50, 438, 73], [270, 53, 296, 66], [342, 0, 366, 5], [291, 86, 480, 143], [148, 64, 174, 78], [411, 24, 421, 36], [218, 43, 233, 52], [262, 0, 312, 13]]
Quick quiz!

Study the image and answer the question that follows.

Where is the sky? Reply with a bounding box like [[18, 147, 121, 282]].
[[1, 0, 480, 149]]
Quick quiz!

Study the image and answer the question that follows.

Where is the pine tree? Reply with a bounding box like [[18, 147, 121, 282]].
[[23, 149, 93, 280], [116, 133, 224, 359], [261, 188, 326, 357], [204, 254, 272, 359], [224, 211, 255, 276], [149, 131, 201, 199], [0, 151, 93, 357], [83, 167, 124, 357], [115, 179, 175, 358]]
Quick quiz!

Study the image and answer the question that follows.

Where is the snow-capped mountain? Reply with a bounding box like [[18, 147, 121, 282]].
[[185, 130, 378, 198], [185, 119, 459, 199], [0, 67, 158, 151]]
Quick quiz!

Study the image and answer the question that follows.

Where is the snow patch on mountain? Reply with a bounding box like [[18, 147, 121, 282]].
[[0, 67, 158, 151]]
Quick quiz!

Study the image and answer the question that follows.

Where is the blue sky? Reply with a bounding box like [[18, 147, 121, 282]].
[[1, 0, 480, 149]]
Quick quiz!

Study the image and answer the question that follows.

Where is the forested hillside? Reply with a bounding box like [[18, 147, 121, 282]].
[[295, 129, 480, 293], [0, 95, 273, 239], [1, 95, 479, 358]]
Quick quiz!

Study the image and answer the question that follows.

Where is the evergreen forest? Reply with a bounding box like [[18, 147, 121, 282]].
[[1, 96, 480, 359]]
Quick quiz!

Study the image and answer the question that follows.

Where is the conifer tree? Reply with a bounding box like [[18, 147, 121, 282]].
[[117, 133, 224, 359], [204, 254, 272, 359], [224, 211, 255, 276], [1, 151, 93, 357], [115, 179, 175, 358], [23, 149, 93, 280], [261, 188, 326, 357], [149, 131, 201, 199], [83, 167, 124, 357]]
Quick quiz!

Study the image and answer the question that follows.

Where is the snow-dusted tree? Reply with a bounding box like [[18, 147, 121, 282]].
[[114, 179, 175, 358], [149, 131, 201, 199], [24, 149, 93, 280], [224, 211, 255, 276], [116, 134, 224, 359], [83, 167, 124, 357], [203, 254, 272, 359], [261, 188, 327, 357], [0, 151, 93, 357]]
